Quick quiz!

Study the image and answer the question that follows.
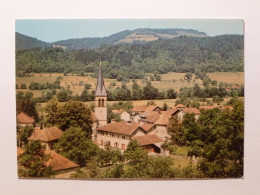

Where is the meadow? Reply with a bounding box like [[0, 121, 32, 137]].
[[16, 72, 244, 98]]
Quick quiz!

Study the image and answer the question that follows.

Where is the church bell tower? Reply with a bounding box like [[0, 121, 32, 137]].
[[94, 61, 107, 127]]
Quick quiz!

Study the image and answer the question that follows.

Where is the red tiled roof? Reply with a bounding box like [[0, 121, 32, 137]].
[[91, 112, 98, 122], [140, 123, 155, 132], [175, 104, 186, 109], [133, 134, 163, 146], [131, 105, 147, 112], [141, 111, 161, 123], [111, 109, 125, 114], [28, 126, 63, 142], [97, 121, 141, 136], [146, 105, 160, 111], [45, 151, 79, 171], [17, 112, 35, 124], [183, 107, 201, 115]]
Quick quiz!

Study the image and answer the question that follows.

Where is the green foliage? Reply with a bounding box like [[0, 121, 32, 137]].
[[56, 88, 72, 102], [54, 127, 99, 166], [18, 125, 33, 145], [18, 141, 55, 177], [143, 82, 160, 100], [16, 35, 244, 79], [176, 100, 244, 178], [16, 92, 38, 122], [44, 100, 93, 138], [20, 83, 27, 89], [167, 88, 177, 99]]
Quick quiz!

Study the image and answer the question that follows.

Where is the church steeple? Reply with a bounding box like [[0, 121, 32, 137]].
[[94, 61, 107, 128], [95, 61, 107, 96]]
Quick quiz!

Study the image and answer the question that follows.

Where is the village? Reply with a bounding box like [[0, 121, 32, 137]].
[[16, 62, 236, 178]]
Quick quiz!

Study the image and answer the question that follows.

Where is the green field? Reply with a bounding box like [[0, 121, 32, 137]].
[[16, 72, 244, 98]]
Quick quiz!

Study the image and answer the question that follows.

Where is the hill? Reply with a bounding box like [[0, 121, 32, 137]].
[[52, 28, 207, 49], [15, 32, 50, 50], [16, 34, 243, 78]]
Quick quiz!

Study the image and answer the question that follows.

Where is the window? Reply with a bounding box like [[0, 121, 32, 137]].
[[101, 140, 103, 145], [114, 142, 118, 148], [107, 141, 110, 146], [122, 136, 125, 140], [102, 99, 104, 107], [101, 132, 104, 136], [98, 99, 101, 107], [111, 134, 114, 137], [122, 144, 125, 150]]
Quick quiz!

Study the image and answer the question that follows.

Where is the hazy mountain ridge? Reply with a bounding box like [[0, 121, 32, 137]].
[[16, 28, 207, 50], [16, 32, 50, 50]]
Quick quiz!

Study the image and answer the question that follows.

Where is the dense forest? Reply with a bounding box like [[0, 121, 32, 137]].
[[16, 28, 207, 50], [16, 35, 244, 80]]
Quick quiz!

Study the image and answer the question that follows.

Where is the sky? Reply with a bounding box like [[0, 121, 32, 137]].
[[16, 19, 244, 43]]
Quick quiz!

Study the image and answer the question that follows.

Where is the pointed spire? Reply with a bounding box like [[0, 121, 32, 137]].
[[95, 61, 107, 96]]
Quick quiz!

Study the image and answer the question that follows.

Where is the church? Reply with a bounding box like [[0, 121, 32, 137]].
[[92, 62, 201, 154], [92, 62, 166, 154]]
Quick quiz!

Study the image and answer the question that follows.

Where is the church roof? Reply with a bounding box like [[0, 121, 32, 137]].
[[95, 61, 107, 96]]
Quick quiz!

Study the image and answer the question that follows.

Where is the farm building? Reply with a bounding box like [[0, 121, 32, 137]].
[[17, 112, 35, 129], [111, 109, 131, 122], [28, 126, 63, 150]]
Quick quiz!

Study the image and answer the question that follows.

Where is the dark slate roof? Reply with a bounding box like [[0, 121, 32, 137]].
[[95, 61, 107, 96]]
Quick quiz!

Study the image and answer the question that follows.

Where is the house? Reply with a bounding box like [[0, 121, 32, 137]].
[[131, 105, 161, 123], [172, 105, 201, 121], [96, 121, 146, 151], [111, 109, 131, 122], [17, 112, 35, 128], [28, 126, 63, 150], [45, 151, 79, 175], [140, 110, 161, 125], [17, 147, 79, 176], [133, 134, 164, 154]]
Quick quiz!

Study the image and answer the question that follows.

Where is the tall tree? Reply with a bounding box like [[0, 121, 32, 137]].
[[18, 141, 55, 178], [54, 127, 99, 166], [45, 100, 93, 138], [16, 92, 38, 122]]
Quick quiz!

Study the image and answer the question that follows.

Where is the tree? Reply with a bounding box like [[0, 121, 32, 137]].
[[54, 127, 99, 166], [20, 83, 27, 89], [143, 82, 159, 100], [56, 88, 72, 102], [80, 89, 90, 101], [184, 72, 193, 81], [162, 103, 168, 111], [123, 140, 149, 178], [16, 92, 38, 122], [18, 141, 55, 178], [44, 100, 93, 138], [18, 125, 33, 146], [44, 98, 59, 127], [178, 100, 244, 178], [147, 157, 174, 178], [166, 88, 177, 99]]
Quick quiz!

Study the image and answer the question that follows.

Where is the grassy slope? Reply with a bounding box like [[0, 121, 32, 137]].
[[16, 72, 244, 98]]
